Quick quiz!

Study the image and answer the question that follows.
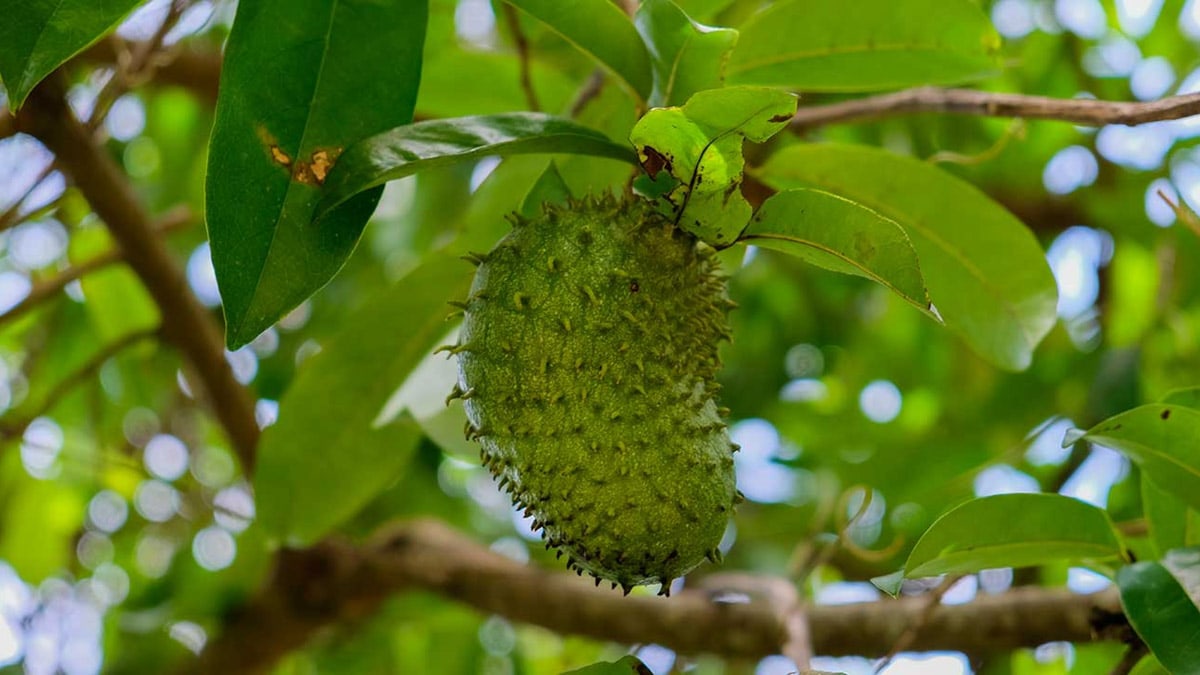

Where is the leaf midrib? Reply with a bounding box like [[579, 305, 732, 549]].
[[240, 0, 340, 331], [16, 0, 67, 93], [742, 232, 928, 310]]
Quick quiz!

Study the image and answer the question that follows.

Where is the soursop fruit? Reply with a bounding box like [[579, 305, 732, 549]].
[[447, 194, 739, 593]]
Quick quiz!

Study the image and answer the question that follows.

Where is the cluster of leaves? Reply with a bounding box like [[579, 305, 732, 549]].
[[3, 0, 1200, 673]]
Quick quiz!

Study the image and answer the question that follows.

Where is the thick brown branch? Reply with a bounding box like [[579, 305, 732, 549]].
[[791, 87, 1200, 131], [187, 519, 1131, 674], [15, 80, 260, 473]]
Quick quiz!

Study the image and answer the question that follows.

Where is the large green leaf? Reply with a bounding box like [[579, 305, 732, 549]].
[[756, 144, 1057, 371], [630, 86, 796, 247], [256, 256, 473, 545], [314, 113, 636, 218], [903, 493, 1124, 578], [506, 0, 652, 102], [1080, 404, 1200, 513], [726, 0, 1000, 91], [0, 0, 143, 109], [1118, 549, 1200, 675], [206, 0, 427, 348], [634, 0, 739, 107], [742, 188, 929, 312]]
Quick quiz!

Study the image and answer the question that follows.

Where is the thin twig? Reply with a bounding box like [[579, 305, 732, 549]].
[[926, 119, 1025, 166], [1047, 440, 1093, 494], [570, 69, 606, 118], [790, 485, 903, 587], [0, 162, 59, 233], [1159, 189, 1200, 238], [78, 39, 222, 104], [873, 574, 967, 673], [1107, 641, 1149, 675], [790, 87, 1200, 132], [0, 208, 194, 330], [0, 327, 160, 440], [502, 4, 540, 112], [87, 0, 188, 130]]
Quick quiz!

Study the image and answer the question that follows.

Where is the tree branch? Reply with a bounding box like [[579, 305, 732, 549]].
[[502, 4, 540, 112], [79, 37, 222, 104], [790, 87, 1200, 131], [15, 79, 260, 473], [63, 44, 1200, 135], [0, 208, 194, 331], [0, 327, 160, 440], [86, 0, 187, 131], [187, 518, 1131, 675]]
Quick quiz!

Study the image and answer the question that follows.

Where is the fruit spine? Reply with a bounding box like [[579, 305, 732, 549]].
[[447, 194, 739, 593]]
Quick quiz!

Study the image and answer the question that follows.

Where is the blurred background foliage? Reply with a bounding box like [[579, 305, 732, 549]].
[[0, 0, 1199, 673]]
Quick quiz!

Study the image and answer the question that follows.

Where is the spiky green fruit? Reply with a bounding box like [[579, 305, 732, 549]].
[[450, 195, 738, 593]]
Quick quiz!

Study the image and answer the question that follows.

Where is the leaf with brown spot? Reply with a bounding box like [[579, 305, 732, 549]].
[[207, 0, 427, 348]]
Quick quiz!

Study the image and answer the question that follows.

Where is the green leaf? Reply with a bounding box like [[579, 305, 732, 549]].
[[756, 144, 1057, 371], [903, 494, 1124, 578], [634, 0, 739, 107], [0, 0, 143, 109], [1080, 404, 1200, 513], [743, 188, 929, 312], [256, 256, 472, 545], [630, 86, 796, 247], [1143, 475, 1200, 558], [1118, 550, 1200, 675], [1163, 386, 1200, 410], [726, 0, 1000, 91], [315, 113, 637, 219], [519, 161, 573, 219], [506, 0, 652, 103], [563, 656, 651, 675], [206, 0, 427, 348]]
